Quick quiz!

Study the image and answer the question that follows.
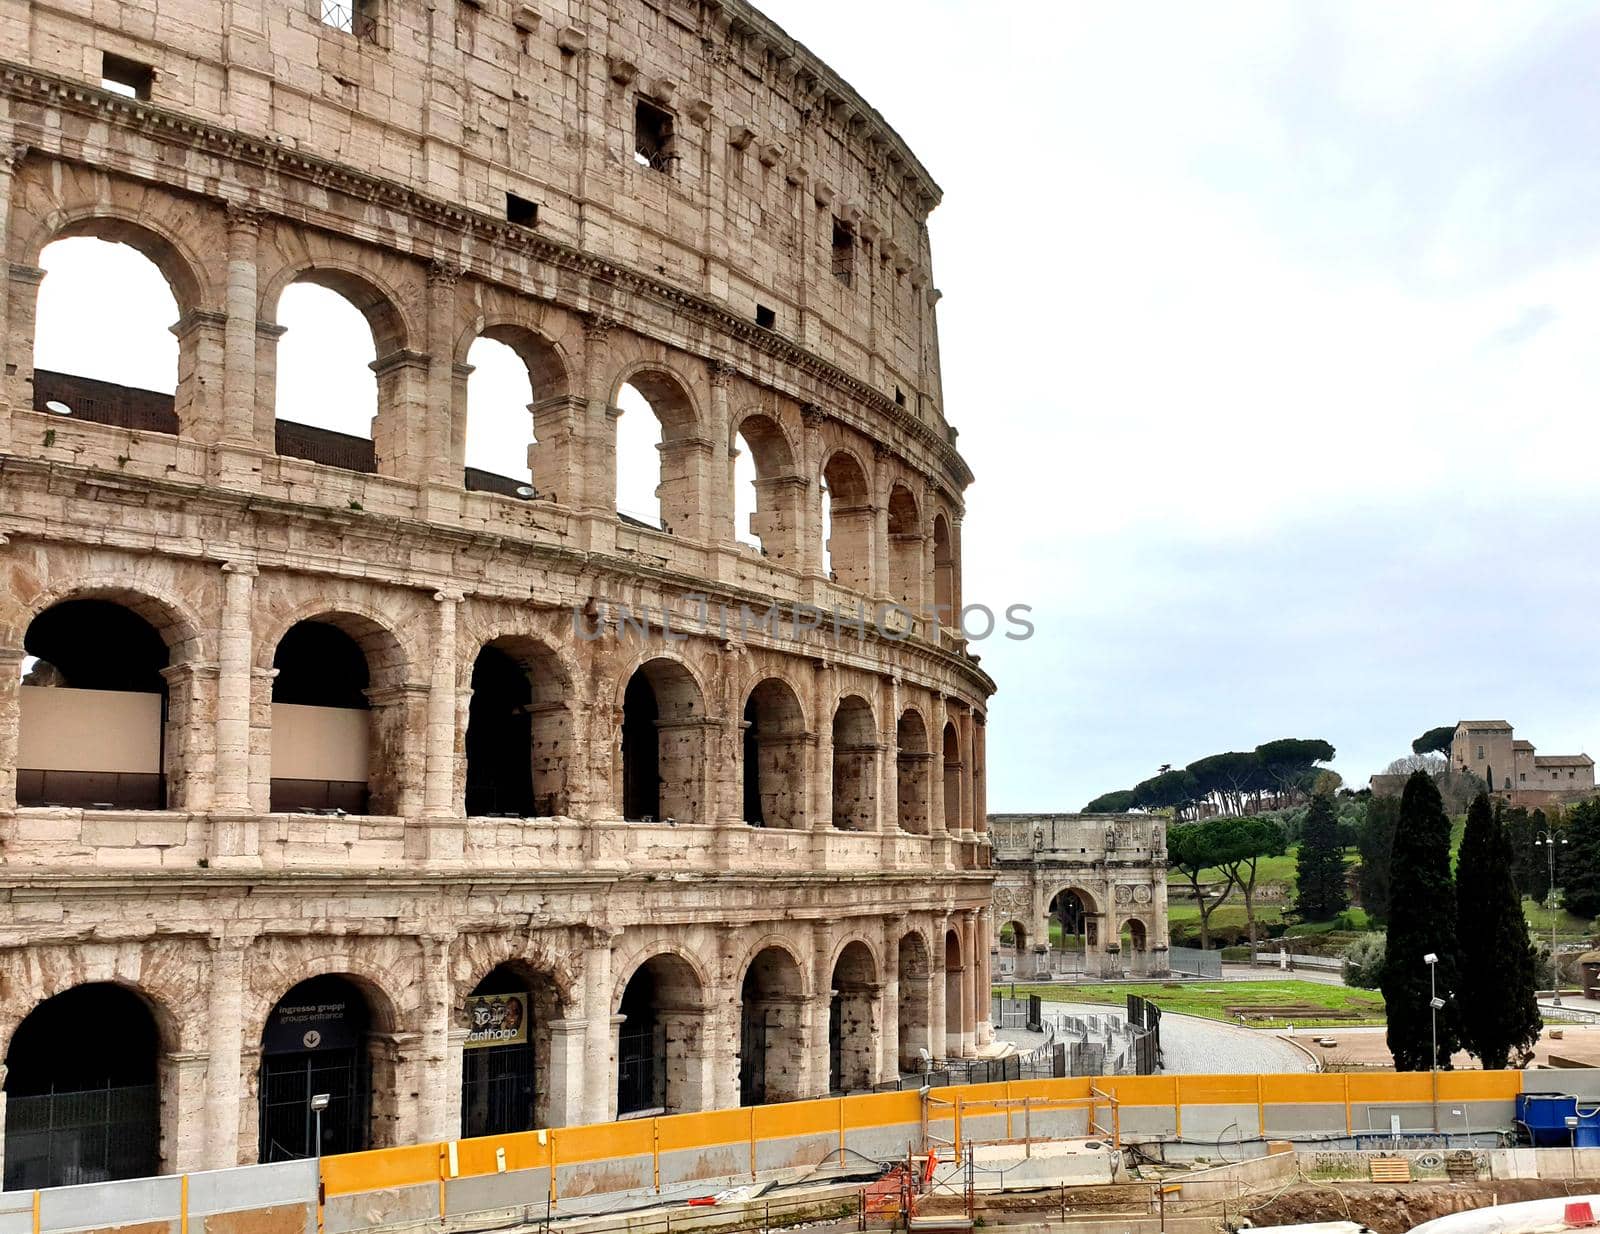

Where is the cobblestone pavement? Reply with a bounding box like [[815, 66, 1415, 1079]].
[[997, 1002, 1314, 1074]]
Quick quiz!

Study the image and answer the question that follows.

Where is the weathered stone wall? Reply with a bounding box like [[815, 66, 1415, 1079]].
[[989, 814, 1168, 978], [0, 0, 993, 1181]]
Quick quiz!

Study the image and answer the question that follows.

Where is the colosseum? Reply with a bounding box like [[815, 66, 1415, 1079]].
[[0, 0, 993, 1190]]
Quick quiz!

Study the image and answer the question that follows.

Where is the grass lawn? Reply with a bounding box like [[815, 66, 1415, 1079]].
[[1002, 979, 1386, 1029]]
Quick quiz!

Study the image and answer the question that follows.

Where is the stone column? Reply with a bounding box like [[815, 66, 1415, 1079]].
[[879, 917, 902, 1083], [165, 1051, 213, 1173], [578, 316, 615, 518], [928, 694, 947, 850], [711, 928, 743, 1110], [971, 908, 990, 1050], [929, 918, 949, 1062], [422, 590, 463, 816], [0, 639, 21, 812], [213, 561, 256, 812], [418, 263, 462, 517], [220, 205, 261, 450], [799, 403, 826, 580], [812, 661, 833, 836], [544, 1020, 586, 1127], [416, 933, 456, 1142], [871, 445, 892, 605], [878, 676, 899, 835], [809, 927, 832, 1097], [582, 928, 617, 1124], [0, 144, 24, 450], [4, 260, 44, 431], [203, 937, 248, 1169]]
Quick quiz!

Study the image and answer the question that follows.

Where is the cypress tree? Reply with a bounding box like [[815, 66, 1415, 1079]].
[[1562, 801, 1600, 919], [1381, 771, 1462, 1070], [1456, 794, 1542, 1069], [1295, 793, 1348, 921]]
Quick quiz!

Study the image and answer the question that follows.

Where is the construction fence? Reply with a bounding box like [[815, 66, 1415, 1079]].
[[5, 1069, 1575, 1234]]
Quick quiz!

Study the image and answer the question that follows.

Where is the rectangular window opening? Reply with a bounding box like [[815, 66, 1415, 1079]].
[[831, 219, 855, 286], [894, 386, 906, 407], [634, 99, 676, 172], [506, 193, 539, 227], [101, 52, 154, 101], [321, 0, 378, 41], [755, 304, 776, 330]]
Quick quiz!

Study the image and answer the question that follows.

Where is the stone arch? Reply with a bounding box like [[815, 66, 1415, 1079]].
[[729, 410, 803, 563], [261, 261, 412, 358], [611, 363, 706, 538], [1, 981, 175, 1188], [896, 930, 932, 1072], [456, 322, 572, 494], [829, 939, 879, 1094], [831, 693, 877, 832], [895, 707, 932, 835], [19, 204, 211, 313], [738, 942, 806, 1106], [1047, 886, 1102, 958], [821, 448, 873, 592], [617, 654, 707, 823], [613, 948, 709, 1116], [14, 581, 210, 811], [942, 720, 962, 833], [741, 675, 808, 829], [7, 573, 208, 663], [885, 482, 923, 609], [463, 633, 574, 818], [267, 608, 414, 815], [457, 957, 568, 1136]]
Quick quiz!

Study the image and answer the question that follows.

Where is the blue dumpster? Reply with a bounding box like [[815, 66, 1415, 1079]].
[[1517, 1093, 1578, 1145]]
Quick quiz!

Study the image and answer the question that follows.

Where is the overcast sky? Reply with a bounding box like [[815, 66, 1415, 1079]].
[[34, 2, 1600, 811]]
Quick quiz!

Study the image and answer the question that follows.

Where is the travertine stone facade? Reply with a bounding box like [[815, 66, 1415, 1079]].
[[989, 815, 1167, 979], [0, 0, 992, 1181]]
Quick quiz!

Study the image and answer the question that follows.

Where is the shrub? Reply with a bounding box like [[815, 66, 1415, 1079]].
[[1343, 932, 1385, 989]]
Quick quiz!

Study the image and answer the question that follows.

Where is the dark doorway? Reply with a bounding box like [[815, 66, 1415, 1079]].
[[616, 970, 661, 1116], [465, 645, 534, 816], [258, 975, 372, 1162], [742, 695, 763, 825], [460, 965, 536, 1138], [3, 984, 160, 1189], [738, 947, 802, 1107], [622, 672, 659, 820]]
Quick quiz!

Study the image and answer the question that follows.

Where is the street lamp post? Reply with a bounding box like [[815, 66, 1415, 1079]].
[[1535, 830, 1569, 1005], [310, 1092, 331, 1161], [1425, 952, 1443, 1132]]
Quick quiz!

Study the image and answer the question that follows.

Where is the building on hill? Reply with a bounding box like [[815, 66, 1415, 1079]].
[[1452, 720, 1594, 802]]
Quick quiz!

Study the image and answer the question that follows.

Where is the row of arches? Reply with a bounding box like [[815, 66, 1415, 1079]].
[[0, 928, 971, 1188], [13, 592, 984, 829], [20, 223, 960, 608]]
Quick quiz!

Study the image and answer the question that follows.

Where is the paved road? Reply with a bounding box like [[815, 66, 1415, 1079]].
[[998, 1001, 1314, 1075]]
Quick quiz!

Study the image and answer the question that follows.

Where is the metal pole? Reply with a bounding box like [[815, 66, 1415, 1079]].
[[314, 1107, 323, 1162], [1551, 839, 1562, 1006]]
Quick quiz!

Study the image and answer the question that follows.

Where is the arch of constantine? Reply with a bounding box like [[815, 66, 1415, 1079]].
[[0, 0, 992, 1187], [989, 814, 1169, 979]]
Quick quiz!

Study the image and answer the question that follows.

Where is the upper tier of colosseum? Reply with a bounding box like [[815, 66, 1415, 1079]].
[[0, 0, 959, 471]]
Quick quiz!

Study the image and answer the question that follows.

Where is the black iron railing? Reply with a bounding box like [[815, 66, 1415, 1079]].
[[32, 370, 178, 435]]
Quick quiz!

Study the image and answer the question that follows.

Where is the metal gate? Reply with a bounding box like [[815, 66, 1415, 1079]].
[[2, 1083, 158, 1190], [616, 1020, 658, 1116], [739, 1007, 769, 1106], [462, 1040, 536, 1137], [259, 1049, 371, 1162]]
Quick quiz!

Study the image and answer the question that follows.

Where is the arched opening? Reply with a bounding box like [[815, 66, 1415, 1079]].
[[616, 954, 704, 1117], [895, 710, 931, 835], [3, 984, 161, 1189], [460, 963, 561, 1137], [258, 975, 378, 1162], [821, 451, 872, 591], [1049, 889, 1098, 974], [464, 638, 569, 818], [942, 721, 962, 833], [270, 616, 403, 815], [730, 414, 800, 564], [828, 942, 878, 1094], [943, 930, 963, 1055], [615, 373, 699, 537], [896, 933, 931, 1073], [19, 599, 171, 809], [31, 235, 181, 435], [742, 678, 806, 829], [932, 513, 954, 623], [831, 695, 877, 831], [620, 659, 703, 823], [886, 484, 922, 609], [273, 279, 383, 472], [739, 947, 803, 1106], [463, 336, 534, 494]]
